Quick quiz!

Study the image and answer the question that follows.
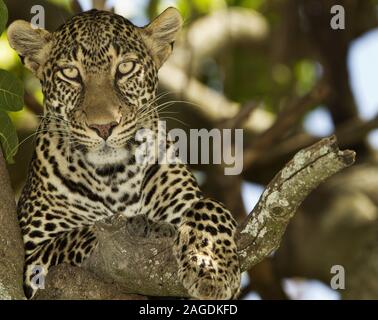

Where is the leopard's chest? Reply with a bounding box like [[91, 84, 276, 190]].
[[94, 164, 145, 217], [35, 142, 146, 222]]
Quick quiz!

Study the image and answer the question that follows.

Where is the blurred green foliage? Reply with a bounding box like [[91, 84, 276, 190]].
[[0, 0, 24, 163], [295, 59, 317, 95], [0, 0, 6, 31], [0, 70, 24, 111], [47, 0, 72, 11]]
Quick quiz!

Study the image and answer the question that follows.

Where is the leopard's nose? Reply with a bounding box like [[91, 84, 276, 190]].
[[89, 121, 118, 140]]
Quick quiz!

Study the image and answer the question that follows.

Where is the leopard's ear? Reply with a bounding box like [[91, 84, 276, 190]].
[[140, 7, 182, 69], [7, 20, 52, 78]]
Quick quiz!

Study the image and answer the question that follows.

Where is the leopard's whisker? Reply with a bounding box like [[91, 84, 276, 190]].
[[160, 117, 189, 128]]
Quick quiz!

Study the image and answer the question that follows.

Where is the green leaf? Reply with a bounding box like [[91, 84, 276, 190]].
[[0, 69, 24, 111], [0, 110, 18, 163], [0, 0, 8, 34]]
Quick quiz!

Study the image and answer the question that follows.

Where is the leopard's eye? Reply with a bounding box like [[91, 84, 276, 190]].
[[117, 61, 136, 76], [60, 67, 80, 80]]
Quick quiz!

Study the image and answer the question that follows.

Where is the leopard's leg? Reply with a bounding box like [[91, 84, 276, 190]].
[[174, 198, 241, 300], [23, 226, 97, 299], [141, 163, 241, 299]]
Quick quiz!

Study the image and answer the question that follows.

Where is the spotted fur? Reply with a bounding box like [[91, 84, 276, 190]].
[[8, 8, 240, 299]]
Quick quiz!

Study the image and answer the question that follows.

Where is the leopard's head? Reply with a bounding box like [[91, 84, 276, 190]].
[[7, 8, 182, 165]]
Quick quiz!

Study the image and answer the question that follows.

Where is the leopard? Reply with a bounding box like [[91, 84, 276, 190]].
[[7, 8, 241, 300]]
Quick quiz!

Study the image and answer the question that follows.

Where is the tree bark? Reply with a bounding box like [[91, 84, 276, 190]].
[[0, 149, 25, 299]]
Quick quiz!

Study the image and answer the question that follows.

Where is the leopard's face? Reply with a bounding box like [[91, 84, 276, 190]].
[[43, 11, 158, 165], [8, 9, 182, 165]]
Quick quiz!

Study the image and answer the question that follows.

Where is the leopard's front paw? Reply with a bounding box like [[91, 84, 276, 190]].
[[174, 225, 240, 300], [178, 253, 240, 300], [126, 215, 177, 239]]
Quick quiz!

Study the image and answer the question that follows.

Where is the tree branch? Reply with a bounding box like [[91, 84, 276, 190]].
[[37, 136, 354, 299], [171, 7, 269, 75], [158, 7, 273, 135], [0, 149, 25, 299], [237, 135, 355, 270], [159, 62, 274, 134], [243, 81, 329, 167], [249, 113, 378, 170], [34, 264, 146, 300]]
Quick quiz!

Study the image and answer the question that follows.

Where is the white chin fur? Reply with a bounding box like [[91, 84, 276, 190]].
[[86, 146, 128, 166]]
